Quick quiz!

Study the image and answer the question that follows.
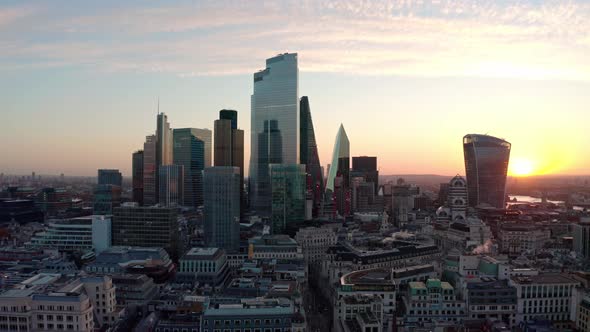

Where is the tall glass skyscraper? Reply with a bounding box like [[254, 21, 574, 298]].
[[270, 164, 306, 234], [132, 150, 144, 205], [463, 134, 511, 209], [173, 128, 205, 207], [157, 113, 173, 167], [250, 53, 299, 215], [299, 96, 324, 218], [326, 124, 351, 217], [192, 128, 212, 168], [326, 124, 350, 192], [143, 135, 157, 205], [214, 110, 245, 214], [159, 164, 184, 207], [204, 167, 240, 252]]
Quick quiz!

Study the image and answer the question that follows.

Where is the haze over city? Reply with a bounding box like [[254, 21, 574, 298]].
[[1, 0, 589, 177], [3, 2, 590, 332]]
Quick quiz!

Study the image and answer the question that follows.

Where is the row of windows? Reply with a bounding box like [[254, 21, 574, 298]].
[[36, 305, 76, 312], [0, 317, 27, 322], [0, 306, 27, 313], [521, 284, 573, 298], [525, 299, 569, 307], [524, 307, 568, 314], [37, 314, 75, 322], [206, 318, 290, 326], [37, 323, 77, 330], [203, 328, 291, 332], [523, 314, 568, 322], [409, 310, 465, 315], [471, 305, 513, 311]]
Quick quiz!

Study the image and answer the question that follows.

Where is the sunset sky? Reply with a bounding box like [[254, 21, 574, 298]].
[[1, 0, 589, 177]]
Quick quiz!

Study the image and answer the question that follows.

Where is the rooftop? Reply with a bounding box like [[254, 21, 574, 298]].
[[341, 268, 394, 287], [182, 247, 224, 260], [511, 274, 578, 285]]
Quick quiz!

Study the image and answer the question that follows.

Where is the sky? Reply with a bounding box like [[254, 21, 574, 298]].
[[1, 0, 589, 177]]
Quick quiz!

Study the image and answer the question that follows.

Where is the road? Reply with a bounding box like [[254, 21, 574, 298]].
[[304, 266, 333, 332]]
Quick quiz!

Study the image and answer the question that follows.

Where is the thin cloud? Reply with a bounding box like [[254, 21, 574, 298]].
[[0, 0, 589, 80]]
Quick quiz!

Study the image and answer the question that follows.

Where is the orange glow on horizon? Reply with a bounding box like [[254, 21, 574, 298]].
[[510, 158, 536, 177]]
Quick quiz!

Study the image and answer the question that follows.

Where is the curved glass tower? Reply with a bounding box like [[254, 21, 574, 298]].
[[249, 53, 299, 214], [463, 134, 511, 209]]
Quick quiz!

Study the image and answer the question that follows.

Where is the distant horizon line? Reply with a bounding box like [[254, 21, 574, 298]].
[[2, 172, 589, 179]]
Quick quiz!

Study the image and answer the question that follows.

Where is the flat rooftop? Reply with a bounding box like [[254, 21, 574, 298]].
[[182, 247, 224, 260], [511, 274, 578, 285]]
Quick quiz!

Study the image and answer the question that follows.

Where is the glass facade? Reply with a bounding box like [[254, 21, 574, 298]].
[[112, 206, 179, 257], [270, 164, 306, 234], [214, 110, 245, 215], [299, 96, 324, 218], [463, 134, 511, 209], [250, 53, 299, 215], [326, 124, 350, 192], [93, 184, 121, 215], [204, 167, 240, 252], [326, 125, 351, 217], [158, 164, 184, 207], [173, 128, 205, 207], [192, 128, 212, 168], [156, 112, 173, 167], [352, 156, 378, 195], [142, 135, 157, 205], [132, 151, 144, 205], [97, 169, 122, 187]]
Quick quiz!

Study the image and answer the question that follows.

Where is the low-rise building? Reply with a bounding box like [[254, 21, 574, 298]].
[[248, 235, 303, 261], [499, 223, 551, 255], [84, 247, 175, 283], [295, 226, 337, 264], [29, 216, 94, 253], [201, 298, 300, 332], [336, 268, 396, 331], [403, 279, 466, 329], [334, 294, 383, 332], [465, 278, 517, 327], [0, 274, 122, 331], [510, 274, 579, 327], [577, 296, 590, 332], [323, 241, 440, 285], [177, 247, 230, 291], [111, 274, 158, 306]]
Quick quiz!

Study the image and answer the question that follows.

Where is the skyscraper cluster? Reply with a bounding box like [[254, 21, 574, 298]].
[[126, 108, 246, 252], [119, 53, 513, 249], [133, 113, 211, 208]]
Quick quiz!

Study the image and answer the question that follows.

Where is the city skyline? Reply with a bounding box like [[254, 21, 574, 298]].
[[1, 1, 590, 177]]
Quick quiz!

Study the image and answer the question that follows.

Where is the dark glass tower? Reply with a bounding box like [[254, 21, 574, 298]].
[[173, 128, 205, 207], [299, 96, 324, 218], [132, 150, 144, 205], [98, 169, 122, 187], [214, 110, 245, 215], [220, 109, 238, 130], [254, 120, 283, 213], [143, 135, 157, 205], [204, 167, 240, 252], [463, 134, 511, 209], [351, 156, 379, 195]]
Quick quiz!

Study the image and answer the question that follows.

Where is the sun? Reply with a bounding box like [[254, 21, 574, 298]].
[[510, 158, 535, 177]]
